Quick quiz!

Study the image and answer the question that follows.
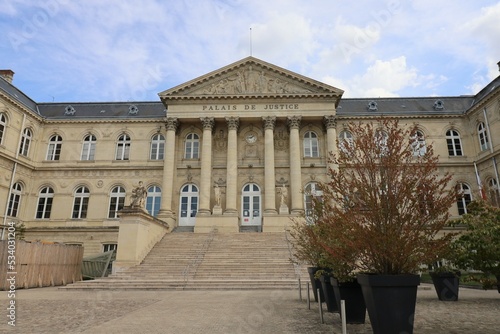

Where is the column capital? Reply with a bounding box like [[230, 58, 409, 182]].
[[262, 116, 276, 130], [165, 117, 179, 131], [287, 116, 302, 129], [225, 116, 239, 131], [200, 117, 215, 130], [323, 115, 337, 129]]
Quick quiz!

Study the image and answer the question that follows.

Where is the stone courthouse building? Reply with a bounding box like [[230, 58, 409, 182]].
[[1, 57, 500, 257]]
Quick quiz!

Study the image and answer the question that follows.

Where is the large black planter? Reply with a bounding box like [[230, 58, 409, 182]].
[[357, 274, 420, 334], [307, 267, 324, 303], [429, 271, 460, 301], [330, 277, 366, 324], [496, 275, 500, 294], [319, 273, 339, 313]]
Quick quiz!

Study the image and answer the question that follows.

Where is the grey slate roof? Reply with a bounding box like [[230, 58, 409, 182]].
[[37, 102, 166, 119], [0, 75, 39, 114], [337, 96, 475, 117]]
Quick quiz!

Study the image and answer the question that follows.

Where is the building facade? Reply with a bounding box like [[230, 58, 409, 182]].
[[1, 57, 500, 256]]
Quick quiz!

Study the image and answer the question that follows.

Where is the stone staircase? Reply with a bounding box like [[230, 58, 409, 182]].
[[62, 230, 307, 290]]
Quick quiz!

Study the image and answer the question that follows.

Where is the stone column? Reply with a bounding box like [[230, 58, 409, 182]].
[[287, 116, 303, 214], [225, 117, 239, 215], [198, 117, 215, 216], [158, 117, 178, 218], [263, 116, 277, 214], [324, 115, 338, 173]]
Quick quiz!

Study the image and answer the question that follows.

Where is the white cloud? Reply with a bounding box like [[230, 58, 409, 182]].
[[331, 56, 419, 97]]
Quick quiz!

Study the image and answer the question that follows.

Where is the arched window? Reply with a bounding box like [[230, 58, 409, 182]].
[[46, 135, 63, 161], [304, 131, 319, 157], [81, 134, 96, 160], [488, 178, 500, 207], [115, 134, 130, 160], [304, 182, 323, 223], [7, 182, 22, 217], [338, 130, 353, 153], [146, 185, 162, 217], [36, 187, 54, 219], [446, 130, 463, 156], [185, 133, 199, 159], [108, 186, 126, 218], [478, 122, 490, 151], [410, 130, 427, 156], [72, 186, 90, 219], [0, 113, 7, 145], [456, 183, 472, 215], [19, 128, 32, 156], [150, 134, 165, 160], [375, 130, 388, 156]]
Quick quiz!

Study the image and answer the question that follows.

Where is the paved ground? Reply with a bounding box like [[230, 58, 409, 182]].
[[1, 284, 499, 333]]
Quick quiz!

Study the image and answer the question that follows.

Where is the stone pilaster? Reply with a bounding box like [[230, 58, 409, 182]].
[[225, 117, 239, 215], [263, 116, 277, 214], [287, 116, 303, 214], [198, 117, 215, 216]]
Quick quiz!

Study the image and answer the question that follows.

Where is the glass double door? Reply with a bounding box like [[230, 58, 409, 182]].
[[241, 183, 261, 226]]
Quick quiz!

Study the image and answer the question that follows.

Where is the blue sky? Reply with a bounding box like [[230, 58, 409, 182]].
[[1, 0, 499, 102]]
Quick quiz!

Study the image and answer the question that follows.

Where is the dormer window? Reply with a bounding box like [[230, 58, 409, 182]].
[[433, 100, 444, 110], [129, 105, 139, 115], [368, 101, 378, 111]]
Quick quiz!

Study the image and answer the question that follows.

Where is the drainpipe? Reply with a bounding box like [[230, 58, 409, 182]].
[[1, 114, 25, 240]]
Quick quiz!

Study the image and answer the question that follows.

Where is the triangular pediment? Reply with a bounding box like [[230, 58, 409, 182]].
[[159, 57, 343, 101]]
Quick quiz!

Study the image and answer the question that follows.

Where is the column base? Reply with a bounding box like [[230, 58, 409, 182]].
[[264, 209, 278, 214], [223, 209, 238, 216], [197, 209, 211, 216]]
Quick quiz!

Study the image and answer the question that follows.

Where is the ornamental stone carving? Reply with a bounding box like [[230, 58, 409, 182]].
[[165, 117, 179, 131], [200, 117, 215, 130], [287, 116, 302, 129], [262, 116, 276, 130], [323, 115, 337, 129], [226, 116, 239, 131]]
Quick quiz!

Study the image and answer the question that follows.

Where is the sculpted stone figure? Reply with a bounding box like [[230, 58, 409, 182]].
[[131, 181, 147, 208], [214, 184, 221, 207], [279, 185, 288, 206]]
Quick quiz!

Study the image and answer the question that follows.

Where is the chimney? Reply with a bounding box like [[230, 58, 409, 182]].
[[498, 61, 500, 73], [0, 70, 14, 84]]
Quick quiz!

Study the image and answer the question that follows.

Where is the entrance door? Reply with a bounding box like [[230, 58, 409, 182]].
[[241, 183, 261, 226], [179, 184, 198, 226]]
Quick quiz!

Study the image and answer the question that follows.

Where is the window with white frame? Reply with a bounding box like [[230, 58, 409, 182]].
[[146, 185, 162, 217], [478, 122, 490, 151], [410, 130, 427, 156], [81, 134, 96, 160], [7, 182, 22, 217], [115, 134, 130, 160], [108, 186, 126, 218], [184, 133, 199, 159], [36, 186, 54, 219], [304, 131, 319, 157], [150, 134, 165, 160], [103, 243, 118, 252], [338, 130, 353, 154], [304, 182, 323, 223], [19, 128, 32, 156], [46, 135, 62, 161], [446, 130, 463, 156], [456, 183, 472, 215], [0, 113, 6, 145], [72, 186, 90, 219]]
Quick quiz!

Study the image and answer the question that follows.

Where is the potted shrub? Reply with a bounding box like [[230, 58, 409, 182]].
[[289, 220, 325, 302], [450, 200, 500, 293], [428, 263, 461, 301], [316, 118, 458, 334]]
